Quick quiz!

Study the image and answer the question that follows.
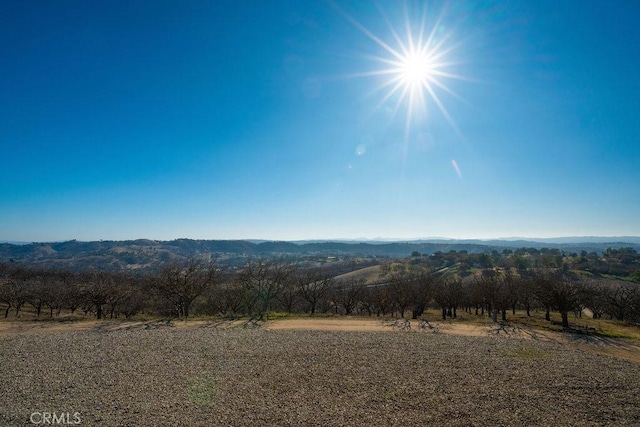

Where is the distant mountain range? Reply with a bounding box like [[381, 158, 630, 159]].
[[289, 236, 640, 245], [0, 237, 639, 272], [4, 236, 639, 246], [489, 236, 640, 244]]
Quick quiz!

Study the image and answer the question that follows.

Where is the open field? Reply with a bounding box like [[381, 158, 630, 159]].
[[1, 317, 640, 426], [332, 265, 383, 285]]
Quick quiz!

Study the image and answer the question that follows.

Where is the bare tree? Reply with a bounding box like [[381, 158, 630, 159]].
[[58, 271, 83, 315], [214, 280, 248, 317], [101, 273, 147, 319], [26, 275, 44, 317], [449, 278, 465, 319], [297, 268, 333, 316], [531, 270, 554, 321], [603, 283, 639, 321], [516, 270, 536, 317], [433, 277, 464, 320], [359, 286, 376, 316], [475, 269, 510, 322], [410, 272, 434, 319], [389, 272, 414, 318], [80, 271, 115, 320], [553, 271, 584, 328], [534, 270, 584, 328], [28, 269, 62, 317], [370, 285, 393, 316], [155, 258, 218, 318], [334, 278, 363, 315], [4, 266, 30, 317], [504, 270, 520, 316], [580, 280, 607, 320], [237, 261, 289, 316], [274, 265, 298, 313], [0, 280, 14, 318]]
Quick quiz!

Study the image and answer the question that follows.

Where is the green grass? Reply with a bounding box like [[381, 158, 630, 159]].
[[593, 328, 632, 339], [487, 310, 640, 340], [502, 346, 548, 360], [601, 273, 639, 282], [186, 372, 218, 408], [384, 389, 405, 401]]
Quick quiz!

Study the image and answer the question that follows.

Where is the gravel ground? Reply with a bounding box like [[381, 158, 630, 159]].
[[1, 322, 639, 426]]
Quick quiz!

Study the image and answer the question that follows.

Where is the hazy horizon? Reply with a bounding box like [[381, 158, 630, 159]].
[[3, 235, 640, 246], [2, 1, 639, 242]]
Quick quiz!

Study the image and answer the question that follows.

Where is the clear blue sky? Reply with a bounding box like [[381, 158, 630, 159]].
[[1, 0, 639, 242]]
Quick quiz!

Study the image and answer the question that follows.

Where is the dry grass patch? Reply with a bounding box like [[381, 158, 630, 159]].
[[332, 265, 383, 284]]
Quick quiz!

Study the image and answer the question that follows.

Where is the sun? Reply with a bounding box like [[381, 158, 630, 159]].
[[390, 46, 440, 106], [401, 52, 432, 85], [338, 2, 466, 133]]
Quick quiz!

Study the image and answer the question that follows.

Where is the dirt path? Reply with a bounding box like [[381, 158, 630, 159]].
[[2, 316, 638, 364], [264, 317, 390, 332], [0, 319, 99, 335], [0, 318, 246, 335], [264, 317, 640, 363]]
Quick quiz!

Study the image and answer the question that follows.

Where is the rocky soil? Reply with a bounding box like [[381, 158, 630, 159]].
[[1, 321, 639, 426]]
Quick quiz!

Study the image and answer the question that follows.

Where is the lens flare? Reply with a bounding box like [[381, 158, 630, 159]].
[[451, 159, 462, 180]]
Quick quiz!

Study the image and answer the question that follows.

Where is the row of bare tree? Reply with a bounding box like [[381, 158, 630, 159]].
[[1, 261, 639, 327]]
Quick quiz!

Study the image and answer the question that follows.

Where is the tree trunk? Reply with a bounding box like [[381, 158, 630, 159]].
[[561, 311, 569, 328], [183, 302, 190, 318], [501, 308, 507, 322], [96, 304, 103, 320], [545, 306, 551, 321], [441, 307, 446, 320]]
